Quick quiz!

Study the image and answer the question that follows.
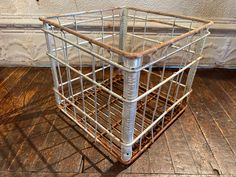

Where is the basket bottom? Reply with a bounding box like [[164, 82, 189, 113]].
[[59, 74, 187, 164]]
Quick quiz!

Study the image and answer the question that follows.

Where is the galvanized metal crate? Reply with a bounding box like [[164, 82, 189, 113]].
[[40, 7, 213, 164]]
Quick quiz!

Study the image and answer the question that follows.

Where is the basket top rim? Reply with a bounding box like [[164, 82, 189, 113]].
[[39, 6, 213, 59]]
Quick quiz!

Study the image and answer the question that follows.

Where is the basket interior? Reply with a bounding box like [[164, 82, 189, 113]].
[[57, 68, 187, 161]]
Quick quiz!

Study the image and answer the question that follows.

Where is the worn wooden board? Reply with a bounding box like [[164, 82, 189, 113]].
[[0, 68, 236, 177]]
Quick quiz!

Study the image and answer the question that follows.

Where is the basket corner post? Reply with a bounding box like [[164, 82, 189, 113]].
[[119, 6, 142, 162], [43, 23, 61, 105], [121, 57, 142, 162]]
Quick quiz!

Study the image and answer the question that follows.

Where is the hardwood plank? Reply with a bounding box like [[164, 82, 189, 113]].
[[0, 67, 17, 85], [198, 70, 236, 124], [0, 68, 30, 101], [214, 70, 236, 104], [225, 70, 236, 86], [23, 69, 94, 173], [165, 119, 198, 174], [79, 137, 109, 174], [0, 68, 40, 117], [26, 69, 84, 172], [56, 115, 126, 175], [0, 68, 53, 129], [149, 134, 175, 173], [32, 115, 76, 171], [0, 68, 52, 171], [14, 111, 59, 172], [0, 78, 41, 133], [32, 114, 104, 173], [130, 149, 151, 173], [0, 68, 53, 148], [7, 68, 60, 172], [189, 76, 236, 174], [179, 108, 220, 175], [53, 128, 84, 173], [220, 70, 236, 104], [0, 68, 7, 84], [0, 68, 41, 169], [194, 73, 236, 157]]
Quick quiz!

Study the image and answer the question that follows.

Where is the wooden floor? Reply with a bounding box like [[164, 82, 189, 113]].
[[0, 67, 236, 177]]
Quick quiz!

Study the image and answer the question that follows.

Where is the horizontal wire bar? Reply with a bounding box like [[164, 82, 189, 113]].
[[139, 32, 209, 70], [63, 77, 111, 102], [60, 14, 120, 26], [54, 88, 122, 143], [45, 7, 123, 19], [52, 34, 118, 52], [122, 90, 192, 147], [128, 7, 213, 24], [43, 28, 209, 73], [48, 53, 126, 101], [58, 73, 191, 148], [43, 14, 200, 23], [133, 55, 202, 102], [126, 33, 196, 54], [60, 106, 98, 139], [128, 15, 194, 30], [58, 65, 110, 87], [142, 69, 186, 87], [48, 52, 201, 103], [43, 29, 133, 72]]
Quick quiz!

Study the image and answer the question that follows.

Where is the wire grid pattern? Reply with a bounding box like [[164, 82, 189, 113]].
[[41, 7, 212, 164]]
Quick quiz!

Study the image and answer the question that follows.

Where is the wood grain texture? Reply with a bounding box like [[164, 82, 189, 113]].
[[210, 70, 236, 104], [179, 108, 220, 175], [0, 68, 30, 99], [149, 134, 174, 174], [0, 68, 236, 177], [189, 73, 236, 175], [194, 72, 236, 157], [1, 68, 52, 171], [165, 119, 198, 174]]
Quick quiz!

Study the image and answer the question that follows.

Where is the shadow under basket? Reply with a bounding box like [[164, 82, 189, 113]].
[[58, 73, 187, 164]]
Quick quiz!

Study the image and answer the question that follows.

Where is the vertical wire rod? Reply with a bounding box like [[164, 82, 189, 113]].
[[73, 14, 87, 127], [150, 46, 168, 141], [142, 12, 148, 52], [51, 26, 64, 105], [161, 77, 174, 128], [90, 44, 99, 140], [139, 53, 152, 150], [100, 10, 105, 81], [131, 10, 137, 52]]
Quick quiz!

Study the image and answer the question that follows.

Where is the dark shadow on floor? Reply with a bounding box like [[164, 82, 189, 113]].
[[0, 94, 129, 177]]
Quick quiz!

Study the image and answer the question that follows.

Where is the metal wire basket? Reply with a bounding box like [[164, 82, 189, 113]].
[[40, 7, 213, 164]]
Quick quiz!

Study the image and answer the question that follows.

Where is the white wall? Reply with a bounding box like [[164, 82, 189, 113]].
[[1, 0, 236, 18], [0, 0, 236, 67]]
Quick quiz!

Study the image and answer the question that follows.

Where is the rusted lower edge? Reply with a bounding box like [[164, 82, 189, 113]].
[[98, 104, 188, 165]]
